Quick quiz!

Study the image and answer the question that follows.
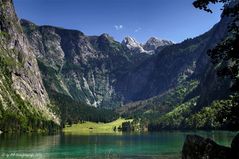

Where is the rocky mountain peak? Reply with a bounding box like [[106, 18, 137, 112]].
[[98, 33, 115, 44], [99, 33, 114, 40], [100, 33, 111, 38], [122, 36, 142, 48], [146, 37, 159, 43], [122, 36, 145, 53], [121, 36, 173, 55], [144, 37, 173, 51]]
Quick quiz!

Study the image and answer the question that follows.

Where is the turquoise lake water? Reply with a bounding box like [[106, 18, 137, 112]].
[[0, 131, 237, 159]]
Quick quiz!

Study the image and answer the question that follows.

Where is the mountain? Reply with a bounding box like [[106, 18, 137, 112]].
[[118, 16, 235, 130], [0, 0, 59, 132], [121, 36, 173, 55], [18, 0, 237, 130], [121, 36, 146, 54], [22, 13, 234, 130], [21, 20, 178, 110], [144, 37, 173, 52], [21, 15, 231, 110], [0, 0, 237, 133], [21, 20, 151, 108]]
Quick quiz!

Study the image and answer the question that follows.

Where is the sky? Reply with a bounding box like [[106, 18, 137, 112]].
[[14, 0, 223, 43]]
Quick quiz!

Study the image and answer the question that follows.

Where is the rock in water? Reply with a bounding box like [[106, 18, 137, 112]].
[[182, 135, 232, 159], [231, 133, 239, 158]]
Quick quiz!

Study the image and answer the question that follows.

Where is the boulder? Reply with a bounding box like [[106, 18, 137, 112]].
[[182, 135, 232, 159], [231, 133, 239, 158]]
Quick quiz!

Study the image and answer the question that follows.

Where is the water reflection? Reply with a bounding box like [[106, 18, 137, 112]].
[[0, 131, 236, 159], [0, 134, 60, 159]]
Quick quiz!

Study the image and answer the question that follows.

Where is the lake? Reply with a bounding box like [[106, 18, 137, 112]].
[[0, 131, 236, 159]]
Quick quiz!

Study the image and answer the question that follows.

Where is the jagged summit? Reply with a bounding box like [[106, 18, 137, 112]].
[[121, 36, 145, 53], [98, 33, 115, 42], [121, 36, 173, 55], [144, 37, 173, 51], [100, 33, 111, 38]]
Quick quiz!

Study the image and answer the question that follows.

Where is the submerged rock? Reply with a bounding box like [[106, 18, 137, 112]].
[[182, 135, 232, 159]]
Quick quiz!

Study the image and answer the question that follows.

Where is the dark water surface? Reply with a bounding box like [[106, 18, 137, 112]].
[[0, 131, 236, 159]]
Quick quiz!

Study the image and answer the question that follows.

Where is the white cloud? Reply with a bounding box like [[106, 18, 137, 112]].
[[114, 25, 123, 30], [134, 27, 142, 33]]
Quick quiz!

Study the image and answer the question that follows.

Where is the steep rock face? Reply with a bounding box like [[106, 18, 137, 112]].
[[116, 28, 215, 102], [22, 8, 230, 111], [118, 15, 235, 131], [22, 15, 228, 109], [192, 17, 232, 110], [22, 20, 150, 107], [23, 18, 216, 108], [0, 0, 59, 131]]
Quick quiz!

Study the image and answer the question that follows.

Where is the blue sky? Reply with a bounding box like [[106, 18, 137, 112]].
[[14, 0, 222, 43]]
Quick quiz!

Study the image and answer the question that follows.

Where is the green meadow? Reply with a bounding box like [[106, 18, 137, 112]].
[[63, 118, 133, 134]]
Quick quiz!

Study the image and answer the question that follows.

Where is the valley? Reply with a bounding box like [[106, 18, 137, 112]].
[[21, 14, 237, 131], [0, 0, 238, 133], [0, 0, 239, 158]]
